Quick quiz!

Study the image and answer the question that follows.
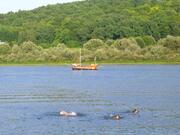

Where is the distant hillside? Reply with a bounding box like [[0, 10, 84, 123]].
[[0, 0, 179, 47]]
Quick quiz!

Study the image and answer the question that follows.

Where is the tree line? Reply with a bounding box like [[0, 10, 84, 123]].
[[0, 0, 179, 47]]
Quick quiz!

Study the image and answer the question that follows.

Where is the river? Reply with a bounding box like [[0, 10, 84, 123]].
[[0, 65, 180, 135]]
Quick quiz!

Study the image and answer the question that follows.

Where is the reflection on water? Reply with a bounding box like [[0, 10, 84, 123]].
[[0, 65, 180, 135]]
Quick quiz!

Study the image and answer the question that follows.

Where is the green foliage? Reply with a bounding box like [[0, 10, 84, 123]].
[[95, 48, 109, 60], [83, 39, 106, 51], [135, 37, 145, 48], [158, 35, 180, 51], [0, 0, 179, 47], [112, 38, 140, 51], [0, 43, 11, 54], [11, 44, 20, 54], [57, 43, 67, 49], [0, 25, 18, 42], [0, 36, 180, 63], [36, 26, 55, 44], [20, 41, 41, 53], [105, 39, 115, 46], [142, 36, 156, 46]]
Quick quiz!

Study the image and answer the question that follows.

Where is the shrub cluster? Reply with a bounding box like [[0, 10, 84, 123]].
[[0, 36, 179, 63]]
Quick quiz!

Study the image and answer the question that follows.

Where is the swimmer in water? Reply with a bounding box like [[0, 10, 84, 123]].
[[60, 111, 77, 117], [131, 108, 140, 114], [110, 114, 122, 120]]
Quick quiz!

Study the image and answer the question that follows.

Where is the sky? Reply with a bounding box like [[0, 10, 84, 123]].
[[0, 0, 79, 13]]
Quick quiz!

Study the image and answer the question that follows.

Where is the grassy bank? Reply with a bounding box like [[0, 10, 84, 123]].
[[0, 60, 180, 66]]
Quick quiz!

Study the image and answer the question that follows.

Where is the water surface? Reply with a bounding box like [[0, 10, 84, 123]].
[[0, 65, 180, 135]]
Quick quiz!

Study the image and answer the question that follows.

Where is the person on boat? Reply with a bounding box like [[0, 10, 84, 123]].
[[110, 114, 122, 120], [60, 111, 77, 117]]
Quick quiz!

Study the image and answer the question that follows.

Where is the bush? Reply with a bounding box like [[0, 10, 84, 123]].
[[38, 43, 51, 48], [105, 39, 115, 46], [135, 37, 145, 48], [142, 36, 156, 46], [158, 35, 180, 51], [21, 41, 41, 53], [83, 39, 106, 51], [150, 45, 170, 57], [57, 43, 67, 49], [95, 48, 109, 60], [0, 36, 180, 63], [81, 49, 95, 62], [0, 43, 11, 54], [11, 44, 20, 54], [112, 38, 140, 51]]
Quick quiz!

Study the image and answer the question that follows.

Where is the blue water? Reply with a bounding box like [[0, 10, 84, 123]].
[[0, 65, 180, 135]]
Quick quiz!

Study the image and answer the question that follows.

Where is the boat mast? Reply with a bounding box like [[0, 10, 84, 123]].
[[80, 48, 82, 66], [94, 56, 96, 64]]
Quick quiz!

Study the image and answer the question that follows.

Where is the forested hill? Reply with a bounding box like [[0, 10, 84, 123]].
[[0, 0, 179, 47]]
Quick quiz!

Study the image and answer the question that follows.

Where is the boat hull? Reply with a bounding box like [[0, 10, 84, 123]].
[[72, 65, 98, 70]]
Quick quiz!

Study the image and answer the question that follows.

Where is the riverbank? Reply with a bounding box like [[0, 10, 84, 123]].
[[0, 60, 180, 66]]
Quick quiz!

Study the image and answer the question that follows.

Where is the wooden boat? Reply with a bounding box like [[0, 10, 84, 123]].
[[72, 49, 98, 70], [72, 63, 98, 70]]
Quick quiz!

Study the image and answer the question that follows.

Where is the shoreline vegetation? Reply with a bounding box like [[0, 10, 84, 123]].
[[0, 61, 180, 66], [0, 0, 179, 65], [0, 36, 180, 65]]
